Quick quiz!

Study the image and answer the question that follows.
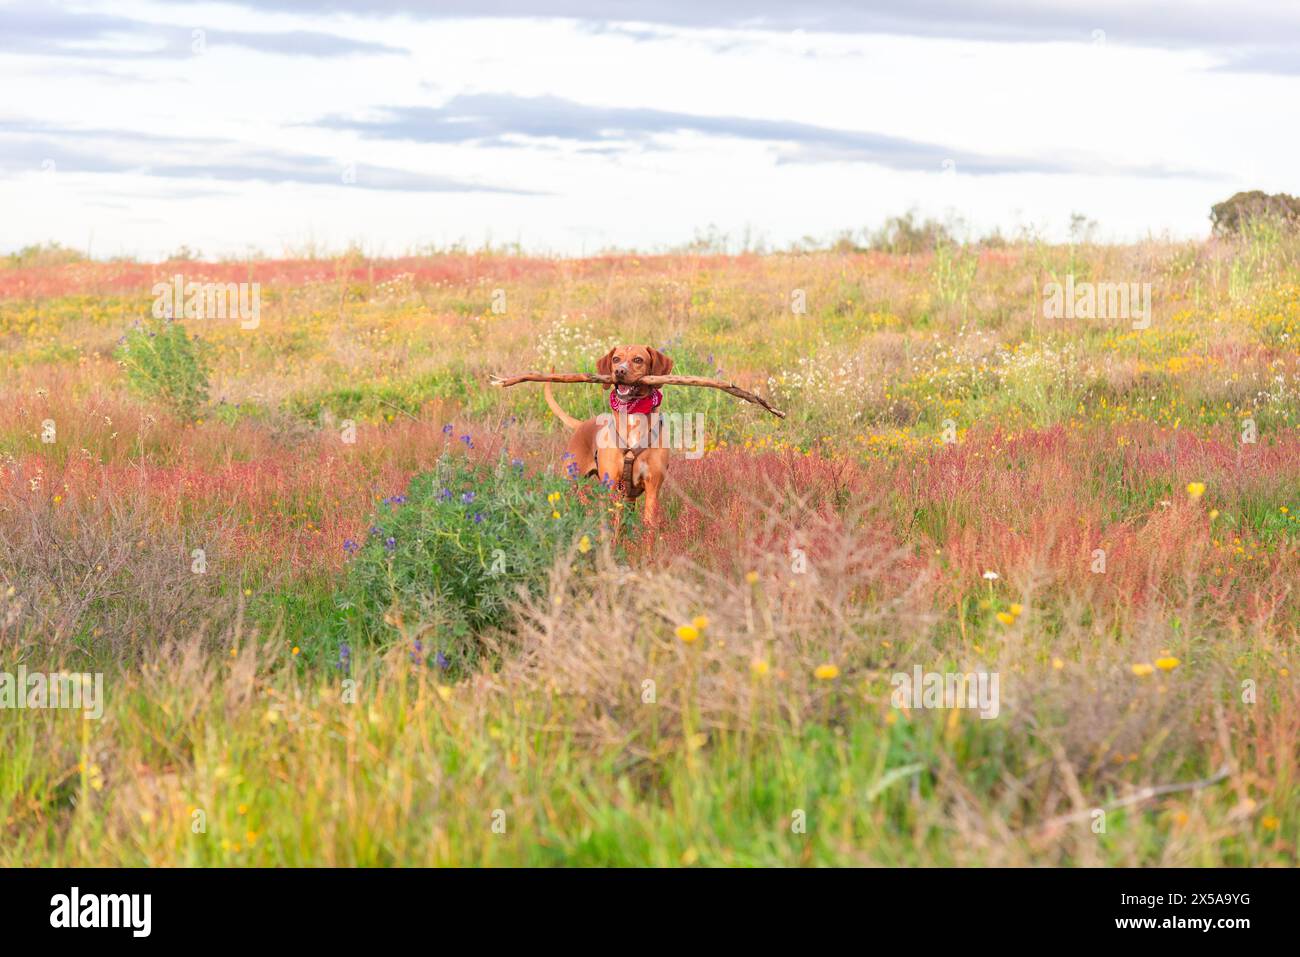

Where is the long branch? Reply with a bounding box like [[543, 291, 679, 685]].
[[1035, 763, 1232, 835], [489, 371, 786, 419]]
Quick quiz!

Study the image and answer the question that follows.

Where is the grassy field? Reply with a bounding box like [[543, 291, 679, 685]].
[[0, 235, 1296, 866]]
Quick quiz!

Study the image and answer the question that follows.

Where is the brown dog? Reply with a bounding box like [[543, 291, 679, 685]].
[[544, 344, 673, 525]]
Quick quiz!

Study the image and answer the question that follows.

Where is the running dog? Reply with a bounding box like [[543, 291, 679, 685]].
[[544, 344, 673, 525]]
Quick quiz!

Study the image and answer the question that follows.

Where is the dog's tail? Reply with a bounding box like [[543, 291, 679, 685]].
[[543, 382, 584, 430]]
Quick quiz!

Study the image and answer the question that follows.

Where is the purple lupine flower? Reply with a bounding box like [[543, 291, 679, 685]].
[[342, 538, 359, 554], [436, 651, 450, 670], [460, 491, 475, 504], [438, 488, 453, 501], [384, 536, 397, 551], [473, 512, 484, 524], [369, 525, 382, 537], [442, 424, 453, 434]]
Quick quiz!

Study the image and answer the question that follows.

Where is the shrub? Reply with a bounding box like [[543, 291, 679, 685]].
[[336, 451, 627, 674], [115, 318, 211, 420], [2, 241, 86, 269], [869, 211, 957, 254], [1210, 191, 1300, 236], [0, 460, 234, 661]]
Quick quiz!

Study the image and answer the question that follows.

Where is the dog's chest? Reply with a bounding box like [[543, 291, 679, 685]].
[[609, 411, 660, 450]]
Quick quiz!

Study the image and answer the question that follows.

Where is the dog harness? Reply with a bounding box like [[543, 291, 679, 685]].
[[608, 388, 663, 500]]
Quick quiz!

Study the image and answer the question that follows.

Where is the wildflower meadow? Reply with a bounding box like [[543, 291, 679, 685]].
[[0, 234, 1296, 867]]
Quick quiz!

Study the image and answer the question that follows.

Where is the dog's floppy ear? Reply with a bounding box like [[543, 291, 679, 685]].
[[646, 347, 673, 376], [595, 348, 616, 376]]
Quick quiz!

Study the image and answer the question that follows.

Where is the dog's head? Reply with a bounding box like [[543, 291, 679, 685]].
[[596, 344, 673, 402]]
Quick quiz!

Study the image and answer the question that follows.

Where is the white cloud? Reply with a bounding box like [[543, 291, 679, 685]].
[[0, 0, 1294, 257]]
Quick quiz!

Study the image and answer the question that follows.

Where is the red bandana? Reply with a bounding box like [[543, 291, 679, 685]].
[[609, 387, 662, 416]]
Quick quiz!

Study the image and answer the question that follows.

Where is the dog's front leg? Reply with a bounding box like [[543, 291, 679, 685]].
[[595, 447, 626, 542], [641, 467, 664, 527]]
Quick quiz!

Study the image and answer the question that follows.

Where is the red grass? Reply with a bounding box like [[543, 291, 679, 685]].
[[0, 252, 780, 301]]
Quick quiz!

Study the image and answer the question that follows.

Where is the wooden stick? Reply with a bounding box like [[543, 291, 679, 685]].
[[1034, 764, 1232, 836], [489, 371, 786, 419]]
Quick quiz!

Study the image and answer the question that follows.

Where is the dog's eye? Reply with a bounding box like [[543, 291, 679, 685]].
[[633, 356, 643, 364]]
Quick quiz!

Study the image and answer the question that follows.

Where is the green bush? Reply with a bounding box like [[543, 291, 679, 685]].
[[336, 450, 628, 674], [3, 241, 86, 269], [115, 318, 211, 420], [869, 211, 956, 254], [1210, 190, 1300, 236]]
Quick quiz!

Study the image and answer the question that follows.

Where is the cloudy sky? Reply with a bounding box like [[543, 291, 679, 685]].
[[1, 0, 1297, 259]]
